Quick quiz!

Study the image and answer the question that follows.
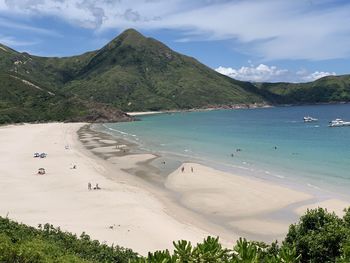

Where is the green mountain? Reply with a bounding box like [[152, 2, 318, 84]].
[[1, 28, 350, 124], [0, 29, 269, 121], [0, 71, 132, 124], [61, 29, 268, 111], [0, 45, 131, 124], [256, 75, 350, 104]]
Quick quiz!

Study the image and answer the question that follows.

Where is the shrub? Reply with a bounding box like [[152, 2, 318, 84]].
[[285, 208, 349, 263], [2, 207, 350, 263]]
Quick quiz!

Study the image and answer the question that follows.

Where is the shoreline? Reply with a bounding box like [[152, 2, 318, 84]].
[[86, 124, 350, 241], [127, 111, 165, 116], [1, 122, 349, 255], [78, 125, 236, 243], [97, 120, 350, 203], [126, 103, 272, 117], [0, 123, 213, 255], [126, 101, 350, 118], [1, 101, 348, 127]]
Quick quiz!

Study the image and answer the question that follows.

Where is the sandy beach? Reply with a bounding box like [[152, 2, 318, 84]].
[[0, 123, 349, 255], [127, 111, 163, 116], [0, 123, 210, 255]]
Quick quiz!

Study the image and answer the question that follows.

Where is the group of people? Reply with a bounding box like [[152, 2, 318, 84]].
[[230, 146, 278, 157], [231, 148, 243, 157], [181, 166, 194, 173], [88, 182, 101, 190]]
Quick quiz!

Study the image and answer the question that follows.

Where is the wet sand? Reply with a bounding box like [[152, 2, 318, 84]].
[[81, 124, 350, 242], [0, 123, 211, 255], [1, 122, 349, 256]]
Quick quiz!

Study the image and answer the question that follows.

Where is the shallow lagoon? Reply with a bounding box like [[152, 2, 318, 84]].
[[105, 104, 350, 198]]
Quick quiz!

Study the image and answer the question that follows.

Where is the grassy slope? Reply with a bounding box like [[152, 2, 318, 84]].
[[0, 72, 82, 123], [257, 75, 350, 104], [63, 29, 266, 111], [0, 217, 138, 262], [0, 72, 131, 124], [0, 46, 132, 124], [0, 44, 63, 88]]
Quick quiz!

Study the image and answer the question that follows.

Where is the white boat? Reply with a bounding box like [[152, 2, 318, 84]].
[[329, 118, 350, 127], [303, 116, 318, 122]]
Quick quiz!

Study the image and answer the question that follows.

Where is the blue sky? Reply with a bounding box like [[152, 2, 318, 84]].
[[0, 0, 350, 82]]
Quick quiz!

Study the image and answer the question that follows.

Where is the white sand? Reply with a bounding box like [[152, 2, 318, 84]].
[[229, 219, 289, 236], [166, 163, 312, 217], [127, 111, 163, 116], [0, 123, 210, 255], [1, 123, 349, 255], [295, 199, 350, 217], [165, 163, 350, 238]]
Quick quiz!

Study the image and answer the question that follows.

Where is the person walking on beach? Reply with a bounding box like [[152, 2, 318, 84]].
[[88, 182, 92, 190], [191, 167, 193, 173], [181, 166, 185, 173]]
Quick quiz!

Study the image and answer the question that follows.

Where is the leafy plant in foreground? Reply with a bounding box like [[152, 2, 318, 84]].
[[3, 207, 350, 262]]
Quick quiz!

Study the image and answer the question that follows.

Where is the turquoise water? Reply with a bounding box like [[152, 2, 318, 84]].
[[103, 104, 350, 197]]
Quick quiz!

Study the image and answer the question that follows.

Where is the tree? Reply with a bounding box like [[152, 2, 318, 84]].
[[285, 208, 347, 262]]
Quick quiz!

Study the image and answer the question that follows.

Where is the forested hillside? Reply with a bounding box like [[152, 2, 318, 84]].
[[1, 29, 349, 124]]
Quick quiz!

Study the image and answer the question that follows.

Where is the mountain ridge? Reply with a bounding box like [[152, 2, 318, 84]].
[[1, 28, 349, 124]]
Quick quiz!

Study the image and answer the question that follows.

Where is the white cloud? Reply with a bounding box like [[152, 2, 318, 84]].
[[0, 0, 177, 29], [297, 70, 336, 82], [0, 0, 350, 60], [216, 64, 336, 83], [216, 64, 288, 82]]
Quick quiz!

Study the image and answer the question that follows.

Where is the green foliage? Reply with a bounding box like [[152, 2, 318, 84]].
[[232, 238, 259, 262], [3, 208, 350, 262], [132, 237, 287, 263], [277, 245, 301, 263], [173, 240, 193, 262], [343, 207, 350, 227], [193, 236, 228, 262], [0, 72, 131, 124], [285, 208, 350, 263], [134, 208, 350, 263], [337, 239, 350, 263], [0, 217, 138, 263], [258, 75, 350, 104]]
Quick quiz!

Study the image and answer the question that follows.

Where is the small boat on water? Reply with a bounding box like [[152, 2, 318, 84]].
[[329, 118, 350, 127], [303, 116, 318, 122]]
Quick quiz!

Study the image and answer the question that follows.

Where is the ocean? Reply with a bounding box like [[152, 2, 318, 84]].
[[102, 104, 350, 198]]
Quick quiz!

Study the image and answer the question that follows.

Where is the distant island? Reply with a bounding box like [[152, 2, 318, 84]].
[[1, 28, 349, 124]]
